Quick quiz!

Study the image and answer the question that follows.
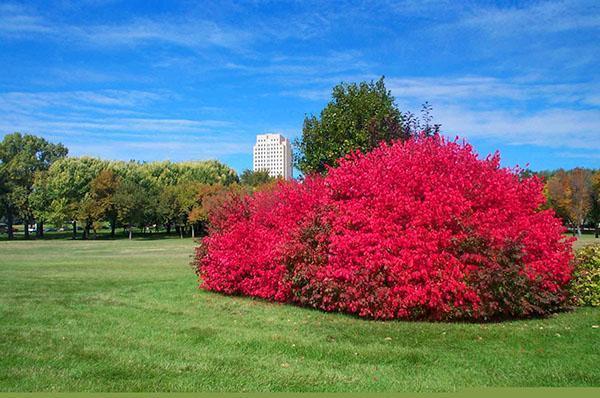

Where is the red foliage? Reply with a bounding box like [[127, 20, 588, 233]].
[[195, 135, 574, 320]]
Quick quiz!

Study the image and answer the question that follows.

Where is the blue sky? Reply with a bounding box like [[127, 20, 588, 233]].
[[0, 0, 599, 173]]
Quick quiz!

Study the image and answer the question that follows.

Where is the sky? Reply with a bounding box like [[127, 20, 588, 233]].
[[0, 0, 599, 174]]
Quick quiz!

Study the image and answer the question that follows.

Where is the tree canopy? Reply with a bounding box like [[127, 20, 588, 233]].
[[294, 77, 407, 175], [0, 133, 68, 238]]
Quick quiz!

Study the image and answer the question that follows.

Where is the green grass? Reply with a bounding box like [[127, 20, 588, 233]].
[[573, 233, 599, 249], [0, 239, 598, 392]]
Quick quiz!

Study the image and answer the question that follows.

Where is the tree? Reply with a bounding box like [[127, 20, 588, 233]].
[[401, 101, 442, 137], [187, 183, 231, 237], [239, 169, 274, 188], [157, 182, 199, 238], [590, 171, 600, 238], [78, 193, 104, 240], [546, 168, 593, 235], [29, 171, 52, 238], [294, 77, 409, 175], [43, 157, 107, 239], [0, 133, 68, 239], [88, 169, 121, 238], [115, 180, 147, 240]]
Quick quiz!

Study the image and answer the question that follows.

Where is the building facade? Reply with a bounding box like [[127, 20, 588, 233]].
[[253, 133, 293, 180]]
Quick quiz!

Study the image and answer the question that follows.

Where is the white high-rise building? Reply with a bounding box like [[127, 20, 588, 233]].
[[253, 133, 293, 180]]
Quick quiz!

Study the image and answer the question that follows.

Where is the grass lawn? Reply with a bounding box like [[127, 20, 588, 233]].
[[573, 233, 599, 249], [0, 238, 598, 392]]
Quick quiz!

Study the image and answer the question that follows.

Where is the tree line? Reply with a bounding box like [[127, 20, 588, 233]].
[[0, 132, 273, 240], [2, 77, 598, 239]]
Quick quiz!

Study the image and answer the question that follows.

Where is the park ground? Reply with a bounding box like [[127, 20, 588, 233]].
[[0, 236, 599, 392]]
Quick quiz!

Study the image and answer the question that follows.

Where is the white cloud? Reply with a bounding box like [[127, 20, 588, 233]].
[[456, 0, 600, 35], [435, 106, 600, 149], [73, 19, 253, 51], [281, 74, 600, 150], [66, 140, 251, 162], [387, 76, 600, 107], [0, 87, 247, 160], [0, 4, 253, 52], [0, 3, 53, 36]]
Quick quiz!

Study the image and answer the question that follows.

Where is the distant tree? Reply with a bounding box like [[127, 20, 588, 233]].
[[0, 172, 7, 227], [176, 160, 239, 185], [43, 157, 107, 239], [590, 171, 600, 238], [29, 170, 51, 237], [240, 169, 274, 187], [546, 169, 593, 235], [115, 180, 147, 240], [77, 193, 103, 240], [157, 182, 198, 238], [188, 184, 227, 237], [0, 133, 67, 239], [88, 169, 121, 238]]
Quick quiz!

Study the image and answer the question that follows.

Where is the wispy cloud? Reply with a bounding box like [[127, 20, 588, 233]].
[[0, 4, 252, 52], [456, 0, 600, 35], [0, 3, 53, 36], [435, 106, 600, 149], [0, 90, 166, 118], [387, 76, 600, 107], [74, 19, 253, 51], [387, 76, 600, 150], [0, 88, 246, 161], [282, 73, 600, 149]]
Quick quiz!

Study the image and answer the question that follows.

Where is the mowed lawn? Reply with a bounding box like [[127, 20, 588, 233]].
[[0, 238, 599, 392]]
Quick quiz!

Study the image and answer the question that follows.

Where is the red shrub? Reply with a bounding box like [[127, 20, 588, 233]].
[[194, 135, 574, 320]]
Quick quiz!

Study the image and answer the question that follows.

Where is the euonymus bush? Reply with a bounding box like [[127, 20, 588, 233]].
[[195, 135, 574, 321]]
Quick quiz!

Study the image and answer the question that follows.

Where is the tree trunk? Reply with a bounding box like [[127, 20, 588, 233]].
[[191, 224, 195, 238], [128, 227, 132, 240], [6, 209, 14, 240], [72, 220, 77, 240], [83, 221, 91, 240], [166, 223, 171, 234], [595, 225, 599, 238], [24, 221, 30, 239], [179, 226, 183, 239], [36, 221, 44, 238], [110, 218, 116, 239]]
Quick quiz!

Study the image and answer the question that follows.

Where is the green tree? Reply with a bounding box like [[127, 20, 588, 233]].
[[29, 170, 52, 237], [239, 169, 274, 187], [115, 179, 147, 240], [88, 169, 121, 238], [294, 77, 407, 175], [590, 171, 600, 238], [157, 182, 199, 238], [43, 157, 107, 239], [0, 133, 67, 239]]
